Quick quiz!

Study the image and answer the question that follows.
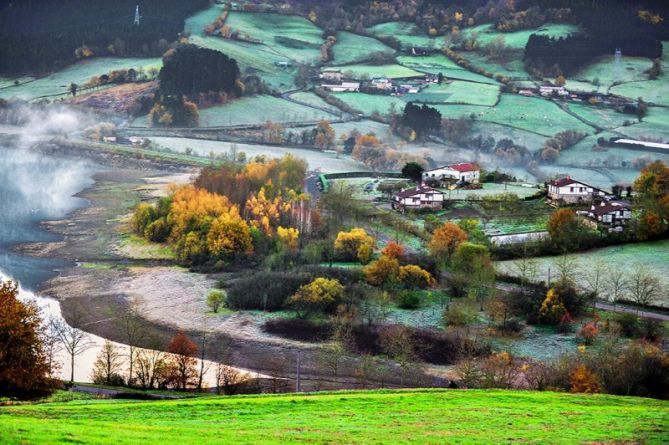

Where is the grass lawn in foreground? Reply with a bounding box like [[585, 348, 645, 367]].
[[0, 390, 666, 444]]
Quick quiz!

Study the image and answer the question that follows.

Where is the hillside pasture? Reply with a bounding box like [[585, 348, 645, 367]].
[[463, 53, 531, 80], [615, 106, 669, 141], [497, 240, 669, 308], [0, 57, 161, 100], [368, 21, 441, 49], [566, 103, 638, 129], [396, 55, 501, 85], [331, 31, 396, 65], [327, 64, 423, 80], [288, 91, 344, 114], [411, 81, 500, 106], [460, 23, 578, 50], [148, 137, 364, 173], [570, 55, 654, 93], [333, 92, 406, 116], [1, 390, 666, 444], [436, 94, 595, 137], [470, 122, 549, 153], [610, 42, 669, 105]]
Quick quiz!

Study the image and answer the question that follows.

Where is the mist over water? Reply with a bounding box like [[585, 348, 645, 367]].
[[0, 141, 95, 290]]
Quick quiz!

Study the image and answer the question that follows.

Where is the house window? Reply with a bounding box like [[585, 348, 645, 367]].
[[580, 187, 585, 192], [570, 187, 574, 192]]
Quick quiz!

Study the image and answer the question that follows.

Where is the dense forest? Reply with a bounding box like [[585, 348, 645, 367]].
[[523, 0, 669, 75], [0, 0, 207, 75]]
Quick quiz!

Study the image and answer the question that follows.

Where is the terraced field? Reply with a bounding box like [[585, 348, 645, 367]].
[[460, 23, 579, 50], [411, 81, 500, 106], [332, 92, 407, 116]]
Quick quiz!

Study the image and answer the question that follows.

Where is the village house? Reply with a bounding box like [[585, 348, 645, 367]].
[[424, 73, 440, 84], [422, 163, 480, 186], [320, 70, 343, 81], [321, 81, 360, 92], [582, 201, 632, 232], [539, 85, 569, 97], [547, 176, 608, 205], [519, 89, 534, 96], [396, 84, 420, 94], [370, 77, 394, 90], [392, 185, 445, 212]]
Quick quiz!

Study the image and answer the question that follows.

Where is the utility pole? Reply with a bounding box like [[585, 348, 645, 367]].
[[296, 350, 301, 392], [134, 5, 141, 26]]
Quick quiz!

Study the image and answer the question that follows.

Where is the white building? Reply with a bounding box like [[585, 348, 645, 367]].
[[547, 176, 607, 205], [583, 201, 632, 231], [370, 77, 393, 90], [321, 81, 360, 92], [539, 85, 569, 97], [392, 185, 444, 212], [422, 163, 480, 185], [320, 70, 343, 81]]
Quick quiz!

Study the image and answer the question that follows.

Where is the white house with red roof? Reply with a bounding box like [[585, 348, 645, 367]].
[[547, 176, 608, 205], [392, 185, 444, 212], [422, 162, 480, 185]]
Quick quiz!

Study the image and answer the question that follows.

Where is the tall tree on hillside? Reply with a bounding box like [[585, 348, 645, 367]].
[[401, 162, 425, 183], [0, 280, 55, 399], [54, 311, 94, 384]]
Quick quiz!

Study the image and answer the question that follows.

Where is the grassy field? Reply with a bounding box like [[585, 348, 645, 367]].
[[331, 31, 396, 65], [288, 91, 343, 114], [435, 94, 596, 137], [133, 95, 340, 127], [460, 23, 578, 50], [184, 8, 322, 91], [470, 121, 549, 152], [412, 81, 500, 106], [368, 21, 441, 50], [333, 92, 406, 116], [149, 137, 365, 173], [0, 57, 161, 100], [396, 54, 501, 84], [1, 390, 667, 444], [327, 63, 423, 80], [568, 55, 654, 94], [566, 103, 638, 129], [609, 42, 669, 106], [497, 239, 669, 307]]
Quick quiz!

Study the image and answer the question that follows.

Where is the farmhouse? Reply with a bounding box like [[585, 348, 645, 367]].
[[547, 176, 608, 205], [392, 185, 444, 212], [321, 81, 360, 92], [422, 163, 480, 185], [370, 77, 393, 90], [539, 85, 569, 97], [582, 201, 632, 231], [320, 70, 343, 81]]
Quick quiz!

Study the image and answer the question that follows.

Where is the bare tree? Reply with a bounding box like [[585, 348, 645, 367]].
[[629, 266, 662, 312], [514, 254, 539, 291], [91, 340, 123, 385], [53, 315, 94, 384], [606, 268, 628, 306], [584, 259, 607, 311], [42, 317, 63, 379], [196, 323, 212, 392], [555, 254, 579, 286], [135, 346, 167, 390], [118, 307, 145, 387]]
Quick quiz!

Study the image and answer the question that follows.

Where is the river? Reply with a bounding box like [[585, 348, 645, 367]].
[[0, 138, 231, 386]]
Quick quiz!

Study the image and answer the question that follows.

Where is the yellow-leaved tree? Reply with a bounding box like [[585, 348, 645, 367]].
[[334, 228, 375, 263], [287, 278, 344, 318]]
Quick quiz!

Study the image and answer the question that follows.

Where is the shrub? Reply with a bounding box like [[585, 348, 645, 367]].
[[398, 264, 434, 289], [569, 365, 601, 393], [144, 217, 170, 242], [286, 277, 344, 318], [412, 328, 491, 365], [226, 272, 311, 311], [262, 317, 332, 342], [443, 305, 476, 327], [616, 313, 640, 337], [92, 373, 125, 387], [206, 290, 226, 313], [397, 291, 421, 310]]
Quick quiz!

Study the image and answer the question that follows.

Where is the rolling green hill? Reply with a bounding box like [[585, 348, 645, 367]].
[[0, 390, 667, 444]]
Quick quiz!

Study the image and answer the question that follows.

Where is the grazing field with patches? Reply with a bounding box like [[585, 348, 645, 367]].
[[327, 64, 423, 80], [368, 22, 440, 49], [333, 92, 406, 116], [412, 81, 500, 106]]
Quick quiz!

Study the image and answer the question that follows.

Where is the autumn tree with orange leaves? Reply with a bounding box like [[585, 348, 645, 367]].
[[428, 222, 468, 263], [0, 280, 55, 399], [166, 331, 198, 390]]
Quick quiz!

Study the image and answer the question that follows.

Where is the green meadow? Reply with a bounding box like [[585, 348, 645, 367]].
[[1, 390, 667, 444]]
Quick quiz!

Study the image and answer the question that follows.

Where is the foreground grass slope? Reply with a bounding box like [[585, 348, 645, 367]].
[[1, 390, 667, 444]]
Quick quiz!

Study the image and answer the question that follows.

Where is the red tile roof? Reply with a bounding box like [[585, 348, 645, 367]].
[[394, 185, 442, 199], [446, 163, 479, 172], [549, 176, 580, 187]]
